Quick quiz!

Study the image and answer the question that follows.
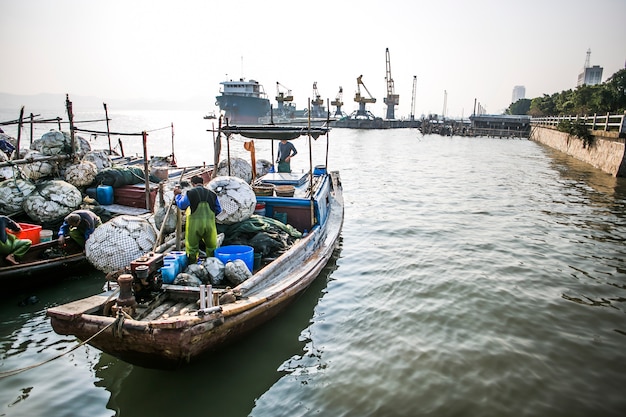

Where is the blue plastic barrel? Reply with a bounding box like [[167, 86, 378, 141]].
[[96, 185, 114, 205]]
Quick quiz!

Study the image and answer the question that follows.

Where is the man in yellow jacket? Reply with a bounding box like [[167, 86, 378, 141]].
[[174, 175, 222, 264]]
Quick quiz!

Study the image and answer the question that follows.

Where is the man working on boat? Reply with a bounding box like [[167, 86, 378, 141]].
[[276, 139, 297, 173], [0, 215, 32, 265], [173, 175, 222, 264], [58, 209, 102, 249]]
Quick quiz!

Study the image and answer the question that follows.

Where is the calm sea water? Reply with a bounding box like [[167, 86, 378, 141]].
[[1, 110, 625, 417]]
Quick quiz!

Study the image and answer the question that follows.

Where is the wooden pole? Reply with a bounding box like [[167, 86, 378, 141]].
[[65, 94, 75, 160], [170, 122, 177, 166], [142, 131, 151, 211], [103, 103, 112, 154], [15, 106, 24, 160], [307, 98, 315, 227], [29, 113, 34, 146]]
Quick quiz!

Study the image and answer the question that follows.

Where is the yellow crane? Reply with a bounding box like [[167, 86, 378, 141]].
[[331, 86, 344, 116], [275, 82, 293, 104], [354, 75, 376, 117], [384, 48, 399, 120]]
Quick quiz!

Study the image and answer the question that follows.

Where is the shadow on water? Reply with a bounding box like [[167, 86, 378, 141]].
[[94, 240, 343, 417]]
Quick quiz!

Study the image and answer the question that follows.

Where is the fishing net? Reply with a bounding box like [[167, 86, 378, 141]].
[[22, 180, 82, 223], [215, 157, 252, 183], [85, 215, 156, 273], [208, 176, 256, 225], [31, 130, 90, 158], [0, 178, 36, 213], [21, 151, 57, 180], [64, 160, 98, 187], [82, 150, 114, 171]]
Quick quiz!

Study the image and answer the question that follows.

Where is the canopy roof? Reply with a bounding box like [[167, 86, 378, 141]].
[[219, 125, 329, 140]]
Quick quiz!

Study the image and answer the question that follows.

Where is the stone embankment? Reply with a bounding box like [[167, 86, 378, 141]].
[[530, 126, 626, 177]]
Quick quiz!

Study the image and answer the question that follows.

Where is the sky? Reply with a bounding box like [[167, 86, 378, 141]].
[[1, 0, 625, 118]]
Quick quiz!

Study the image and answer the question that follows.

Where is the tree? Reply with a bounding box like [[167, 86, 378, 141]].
[[506, 98, 531, 115]]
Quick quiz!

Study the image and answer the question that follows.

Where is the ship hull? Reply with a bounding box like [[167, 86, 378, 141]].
[[215, 95, 270, 125]]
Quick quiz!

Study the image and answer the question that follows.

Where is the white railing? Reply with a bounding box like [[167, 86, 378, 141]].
[[531, 112, 626, 134]]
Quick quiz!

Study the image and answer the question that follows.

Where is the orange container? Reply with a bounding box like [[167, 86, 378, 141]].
[[8, 222, 42, 244]]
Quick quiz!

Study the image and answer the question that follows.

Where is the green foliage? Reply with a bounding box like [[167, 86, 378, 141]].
[[557, 120, 595, 148], [506, 98, 531, 115], [516, 68, 626, 116]]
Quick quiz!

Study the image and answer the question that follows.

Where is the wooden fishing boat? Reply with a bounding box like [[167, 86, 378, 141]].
[[0, 238, 87, 290], [47, 124, 344, 369]]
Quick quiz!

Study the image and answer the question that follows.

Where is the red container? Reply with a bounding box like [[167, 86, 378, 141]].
[[114, 184, 158, 210], [8, 222, 42, 244]]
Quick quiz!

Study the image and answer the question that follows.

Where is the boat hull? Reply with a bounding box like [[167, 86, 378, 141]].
[[48, 171, 344, 369], [0, 239, 88, 293], [215, 94, 270, 125]]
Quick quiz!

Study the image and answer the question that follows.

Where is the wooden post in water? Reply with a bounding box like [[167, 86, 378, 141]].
[[65, 94, 75, 160], [142, 131, 151, 211], [103, 103, 112, 154], [15, 106, 24, 160], [29, 113, 34, 146], [170, 122, 177, 166]]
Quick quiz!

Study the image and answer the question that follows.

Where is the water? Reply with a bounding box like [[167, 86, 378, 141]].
[[1, 110, 626, 417]]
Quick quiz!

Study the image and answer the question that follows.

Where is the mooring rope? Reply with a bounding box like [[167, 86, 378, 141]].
[[0, 315, 119, 379]]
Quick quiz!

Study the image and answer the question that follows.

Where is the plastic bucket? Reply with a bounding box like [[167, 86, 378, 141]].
[[170, 251, 188, 270], [313, 165, 326, 176], [214, 245, 254, 273], [96, 185, 114, 205], [253, 253, 261, 270], [254, 202, 266, 216], [160, 262, 177, 284], [40, 229, 53, 243]]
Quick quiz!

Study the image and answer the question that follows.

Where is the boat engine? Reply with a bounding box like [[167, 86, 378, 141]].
[[129, 252, 164, 302]]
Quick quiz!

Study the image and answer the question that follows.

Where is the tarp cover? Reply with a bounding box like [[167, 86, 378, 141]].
[[221, 125, 328, 140]]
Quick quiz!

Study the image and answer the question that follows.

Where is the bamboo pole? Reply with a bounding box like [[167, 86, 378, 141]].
[[142, 131, 151, 211]]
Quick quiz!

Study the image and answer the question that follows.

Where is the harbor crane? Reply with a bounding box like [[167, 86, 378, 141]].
[[311, 82, 326, 118], [354, 75, 376, 117], [275, 82, 293, 104], [331, 86, 344, 116], [384, 47, 399, 120], [410, 75, 417, 121]]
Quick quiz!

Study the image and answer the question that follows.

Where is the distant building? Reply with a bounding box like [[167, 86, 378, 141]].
[[577, 49, 603, 87], [512, 85, 526, 103], [577, 65, 603, 86]]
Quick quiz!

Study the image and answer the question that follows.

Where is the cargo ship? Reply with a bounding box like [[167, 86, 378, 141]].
[[215, 78, 271, 125]]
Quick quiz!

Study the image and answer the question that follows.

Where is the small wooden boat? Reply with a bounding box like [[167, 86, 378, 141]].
[[47, 124, 344, 369], [0, 238, 87, 290]]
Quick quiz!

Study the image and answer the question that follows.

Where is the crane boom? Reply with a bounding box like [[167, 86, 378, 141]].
[[383, 47, 399, 119], [410, 75, 417, 121]]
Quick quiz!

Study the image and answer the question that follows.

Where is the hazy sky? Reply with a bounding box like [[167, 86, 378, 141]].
[[1, 0, 625, 118]]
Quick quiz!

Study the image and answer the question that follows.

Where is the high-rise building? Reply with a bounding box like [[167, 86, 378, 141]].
[[577, 49, 603, 86], [512, 85, 526, 103]]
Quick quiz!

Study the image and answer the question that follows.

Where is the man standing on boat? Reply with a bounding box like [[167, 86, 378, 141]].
[[58, 209, 102, 249], [174, 175, 222, 263], [0, 215, 32, 265], [277, 139, 297, 173]]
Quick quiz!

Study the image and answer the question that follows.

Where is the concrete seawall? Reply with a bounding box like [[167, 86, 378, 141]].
[[530, 126, 626, 177]]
